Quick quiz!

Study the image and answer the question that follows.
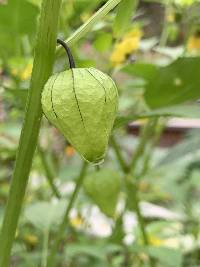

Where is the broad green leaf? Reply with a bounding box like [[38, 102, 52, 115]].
[[65, 243, 121, 265], [122, 62, 158, 80], [159, 131, 200, 166], [147, 246, 182, 267], [0, 0, 38, 57], [113, 0, 138, 37], [24, 201, 66, 231], [83, 169, 121, 217], [122, 58, 200, 108], [0, 0, 38, 35], [4, 88, 28, 109], [114, 104, 200, 128], [94, 32, 113, 52], [65, 244, 106, 260]]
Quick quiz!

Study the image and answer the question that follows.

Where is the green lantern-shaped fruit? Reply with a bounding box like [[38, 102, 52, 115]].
[[41, 39, 118, 164]]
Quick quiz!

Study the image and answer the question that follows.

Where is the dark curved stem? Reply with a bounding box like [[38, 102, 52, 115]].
[[57, 38, 75, 68]]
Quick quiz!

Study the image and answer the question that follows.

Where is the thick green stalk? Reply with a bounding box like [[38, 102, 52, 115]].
[[47, 162, 88, 267], [0, 1, 62, 266], [38, 146, 61, 199], [56, 0, 122, 57]]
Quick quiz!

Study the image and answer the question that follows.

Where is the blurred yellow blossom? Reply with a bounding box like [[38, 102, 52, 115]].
[[187, 35, 200, 52], [20, 62, 33, 80], [149, 235, 164, 246], [24, 234, 38, 246], [110, 28, 143, 66], [166, 13, 175, 23], [70, 215, 84, 229], [11, 61, 33, 80]]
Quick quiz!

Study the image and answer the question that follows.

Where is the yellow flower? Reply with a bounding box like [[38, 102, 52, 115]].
[[149, 235, 164, 246], [24, 234, 38, 246], [20, 62, 32, 80], [110, 49, 126, 66], [187, 35, 200, 52], [166, 13, 175, 23], [110, 28, 142, 66], [11, 61, 33, 80], [124, 28, 143, 39], [70, 215, 84, 229]]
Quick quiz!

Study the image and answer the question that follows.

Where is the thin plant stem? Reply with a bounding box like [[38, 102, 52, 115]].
[[38, 146, 61, 199], [0, 1, 62, 266], [41, 228, 50, 267], [130, 180, 156, 267], [110, 135, 129, 173], [56, 0, 122, 57], [128, 119, 157, 173], [159, 7, 169, 47], [131, 182, 148, 244], [139, 119, 164, 177], [47, 161, 88, 267], [111, 120, 160, 267]]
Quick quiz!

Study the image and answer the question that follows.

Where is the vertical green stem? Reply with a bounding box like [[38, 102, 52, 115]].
[[139, 119, 164, 177], [110, 135, 129, 173], [47, 161, 88, 267], [41, 228, 50, 267], [129, 119, 157, 173], [0, 1, 62, 266], [38, 146, 61, 199], [131, 182, 148, 245], [130, 181, 156, 267], [111, 120, 160, 267]]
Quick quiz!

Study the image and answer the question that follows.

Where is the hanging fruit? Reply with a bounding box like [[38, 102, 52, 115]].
[[41, 39, 118, 164]]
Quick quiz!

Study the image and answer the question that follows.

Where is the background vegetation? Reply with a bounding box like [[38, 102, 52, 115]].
[[0, 0, 200, 266]]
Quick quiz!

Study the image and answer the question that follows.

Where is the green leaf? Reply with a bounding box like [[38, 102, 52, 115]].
[[0, 0, 39, 57], [24, 201, 66, 231], [147, 246, 182, 267], [83, 169, 121, 217], [4, 88, 28, 109], [122, 62, 158, 80], [94, 32, 113, 52], [114, 104, 200, 128], [0, 0, 38, 35], [65, 242, 121, 263], [159, 131, 200, 166], [122, 58, 200, 108], [65, 244, 106, 261], [113, 0, 138, 37]]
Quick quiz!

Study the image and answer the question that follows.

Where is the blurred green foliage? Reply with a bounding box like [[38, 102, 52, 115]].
[[0, 0, 200, 266]]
